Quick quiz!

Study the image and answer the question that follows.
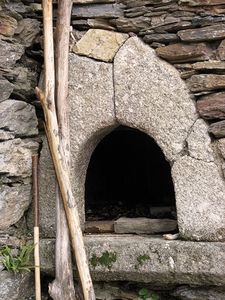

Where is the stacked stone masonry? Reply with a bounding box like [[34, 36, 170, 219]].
[[2, 0, 225, 299]]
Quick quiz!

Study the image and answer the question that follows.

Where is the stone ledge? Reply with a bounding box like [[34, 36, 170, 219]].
[[40, 235, 225, 286]]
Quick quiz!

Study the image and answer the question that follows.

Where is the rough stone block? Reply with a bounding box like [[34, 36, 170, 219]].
[[0, 184, 31, 229], [0, 13, 17, 37], [0, 100, 38, 139], [72, 3, 124, 19], [0, 271, 34, 300], [178, 24, 225, 42], [114, 36, 197, 161], [209, 120, 225, 138], [0, 139, 38, 178], [40, 236, 225, 285], [0, 40, 24, 68], [172, 156, 225, 241], [38, 54, 115, 235], [73, 29, 128, 62], [197, 92, 225, 120], [187, 74, 225, 92], [156, 43, 212, 63], [0, 79, 14, 102]]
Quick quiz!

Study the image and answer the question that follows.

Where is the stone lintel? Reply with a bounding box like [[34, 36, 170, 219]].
[[40, 235, 225, 286]]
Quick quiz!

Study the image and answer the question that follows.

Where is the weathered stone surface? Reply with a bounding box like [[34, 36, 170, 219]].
[[0, 13, 17, 37], [0, 139, 38, 178], [72, 3, 124, 18], [218, 39, 225, 61], [143, 33, 178, 43], [0, 40, 24, 68], [192, 60, 225, 71], [34, 136, 56, 237], [40, 235, 225, 285], [197, 92, 225, 120], [18, 18, 40, 47], [85, 220, 114, 233], [0, 79, 14, 102], [74, 0, 116, 3], [114, 217, 177, 234], [172, 286, 225, 300], [0, 184, 31, 229], [156, 43, 212, 63], [209, 120, 225, 138], [0, 271, 33, 300], [179, 0, 225, 5], [172, 156, 225, 241], [114, 37, 197, 161], [0, 100, 38, 138], [110, 17, 151, 33], [217, 138, 225, 159], [12, 66, 39, 100], [73, 29, 128, 62], [38, 54, 115, 233], [178, 24, 225, 42], [187, 74, 225, 92], [187, 119, 214, 162], [87, 18, 116, 31]]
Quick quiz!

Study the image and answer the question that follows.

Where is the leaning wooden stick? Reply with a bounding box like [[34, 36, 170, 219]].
[[38, 1, 95, 299], [48, 0, 76, 299], [32, 154, 41, 300]]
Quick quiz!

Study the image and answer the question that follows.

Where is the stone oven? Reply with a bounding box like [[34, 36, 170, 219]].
[[40, 35, 225, 242]]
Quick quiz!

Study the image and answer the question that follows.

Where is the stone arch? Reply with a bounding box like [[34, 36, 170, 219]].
[[40, 36, 225, 241]]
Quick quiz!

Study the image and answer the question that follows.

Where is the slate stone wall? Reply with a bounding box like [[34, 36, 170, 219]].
[[1, 0, 225, 298]]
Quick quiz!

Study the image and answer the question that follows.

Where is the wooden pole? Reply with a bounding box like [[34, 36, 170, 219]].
[[49, 1, 76, 299], [38, 1, 95, 299], [32, 154, 41, 300]]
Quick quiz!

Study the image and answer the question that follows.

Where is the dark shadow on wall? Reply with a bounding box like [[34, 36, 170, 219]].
[[85, 125, 176, 220]]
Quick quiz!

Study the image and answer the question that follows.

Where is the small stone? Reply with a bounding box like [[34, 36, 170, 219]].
[[187, 74, 225, 92], [18, 18, 40, 47], [0, 100, 38, 138], [72, 3, 124, 19], [186, 119, 214, 162], [178, 24, 225, 42], [0, 271, 33, 300], [73, 29, 128, 62], [0, 13, 17, 37], [0, 138, 39, 178], [156, 43, 212, 63], [172, 286, 225, 300], [179, 0, 225, 5], [87, 18, 116, 31], [0, 184, 31, 229], [197, 92, 225, 120], [218, 39, 225, 61], [111, 17, 151, 33], [143, 33, 178, 43], [208, 120, 225, 138], [0, 40, 24, 68], [192, 60, 225, 71], [0, 79, 14, 102]]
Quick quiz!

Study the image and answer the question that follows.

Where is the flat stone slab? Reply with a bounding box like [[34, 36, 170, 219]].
[[73, 29, 128, 62], [40, 235, 225, 285]]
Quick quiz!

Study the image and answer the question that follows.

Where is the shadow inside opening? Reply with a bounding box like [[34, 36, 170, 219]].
[[85, 126, 176, 221]]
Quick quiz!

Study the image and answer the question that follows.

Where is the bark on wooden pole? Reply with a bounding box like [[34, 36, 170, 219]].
[[48, 1, 76, 299], [38, 1, 95, 299]]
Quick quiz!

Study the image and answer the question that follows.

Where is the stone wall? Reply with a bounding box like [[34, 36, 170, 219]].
[[2, 0, 225, 299]]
